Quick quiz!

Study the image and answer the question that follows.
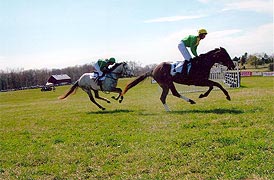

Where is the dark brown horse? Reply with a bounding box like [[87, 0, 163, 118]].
[[121, 47, 235, 111]]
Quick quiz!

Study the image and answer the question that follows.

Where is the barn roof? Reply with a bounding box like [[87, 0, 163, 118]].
[[51, 74, 71, 81], [47, 74, 71, 84]]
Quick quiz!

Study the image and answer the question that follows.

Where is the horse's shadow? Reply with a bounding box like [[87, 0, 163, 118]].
[[171, 108, 244, 114], [87, 108, 243, 115], [86, 109, 158, 115], [87, 109, 134, 114]]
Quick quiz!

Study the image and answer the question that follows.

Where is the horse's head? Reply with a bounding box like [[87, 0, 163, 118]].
[[213, 47, 235, 70], [121, 62, 132, 77], [110, 62, 132, 77]]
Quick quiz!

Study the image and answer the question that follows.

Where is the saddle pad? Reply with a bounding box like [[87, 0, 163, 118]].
[[89, 72, 97, 79], [170, 61, 184, 76], [170, 61, 192, 76], [89, 72, 106, 80]]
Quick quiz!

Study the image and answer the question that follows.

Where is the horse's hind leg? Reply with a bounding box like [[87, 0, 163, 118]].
[[82, 88, 105, 110], [160, 85, 171, 111], [169, 83, 196, 104], [93, 90, 111, 103]]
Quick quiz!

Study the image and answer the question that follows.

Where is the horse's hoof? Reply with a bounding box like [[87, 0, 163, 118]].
[[189, 99, 196, 104], [101, 107, 106, 110], [119, 96, 124, 103], [226, 96, 231, 101], [199, 94, 204, 98], [107, 101, 111, 103], [111, 96, 115, 99]]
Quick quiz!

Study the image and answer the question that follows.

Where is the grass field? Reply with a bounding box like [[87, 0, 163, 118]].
[[0, 76, 273, 179]]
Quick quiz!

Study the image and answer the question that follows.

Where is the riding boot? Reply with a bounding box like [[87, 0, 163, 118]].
[[187, 63, 191, 75], [95, 75, 102, 83], [97, 78, 104, 90], [182, 61, 189, 77]]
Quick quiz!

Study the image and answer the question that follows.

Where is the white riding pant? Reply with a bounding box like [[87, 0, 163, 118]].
[[178, 41, 191, 61], [178, 41, 192, 74], [93, 63, 106, 80], [94, 62, 103, 76]]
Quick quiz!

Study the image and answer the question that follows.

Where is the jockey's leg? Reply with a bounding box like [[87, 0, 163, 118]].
[[94, 63, 103, 75], [178, 42, 191, 61], [178, 42, 192, 75]]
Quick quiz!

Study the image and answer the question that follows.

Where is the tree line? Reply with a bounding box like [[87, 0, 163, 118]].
[[233, 53, 273, 70], [0, 53, 273, 91], [0, 61, 156, 91]]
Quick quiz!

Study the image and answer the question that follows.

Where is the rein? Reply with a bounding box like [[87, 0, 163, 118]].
[[108, 63, 127, 78]]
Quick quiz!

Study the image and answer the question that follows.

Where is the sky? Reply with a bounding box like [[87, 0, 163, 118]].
[[0, 0, 273, 71]]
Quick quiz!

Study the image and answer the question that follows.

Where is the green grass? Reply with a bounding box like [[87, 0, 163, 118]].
[[0, 77, 273, 179]]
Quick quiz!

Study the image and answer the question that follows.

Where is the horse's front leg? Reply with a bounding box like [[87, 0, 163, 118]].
[[199, 86, 213, 98], [93, 90, 111, 103], [212, 81, 231, 101], [196, 80, 231, 101], [111, 88, 123, 103], [82, 88, 105, 110]]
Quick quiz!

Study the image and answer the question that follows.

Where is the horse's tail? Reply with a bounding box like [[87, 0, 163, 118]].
[[121, 71, 152, 96], [58, 81, 79, 99]]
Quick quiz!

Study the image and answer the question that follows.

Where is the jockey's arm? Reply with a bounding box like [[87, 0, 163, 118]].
[[191, 46, 198, 57], [101, 66, 111, 74]]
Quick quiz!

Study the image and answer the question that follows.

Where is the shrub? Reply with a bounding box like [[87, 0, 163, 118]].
[[269, 63, 273, 71]]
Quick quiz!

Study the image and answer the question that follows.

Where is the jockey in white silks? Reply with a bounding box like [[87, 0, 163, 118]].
[[93, 57, 116, 82], [171, 29, 207, 76]]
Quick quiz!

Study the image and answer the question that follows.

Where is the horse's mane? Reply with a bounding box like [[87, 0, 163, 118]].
[[204, 48, 220, 55], [194, 48, 219, 60], [185, 48, 224, 79], [190, 48, 222, 65]]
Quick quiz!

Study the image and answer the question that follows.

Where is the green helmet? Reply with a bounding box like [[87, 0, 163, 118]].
[[108, 57, 116, 63]]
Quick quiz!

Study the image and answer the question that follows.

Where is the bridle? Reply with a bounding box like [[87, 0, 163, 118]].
[[107, 62, 130, 80]]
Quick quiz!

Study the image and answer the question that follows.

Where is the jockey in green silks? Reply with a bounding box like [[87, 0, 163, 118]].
[[178, 29, 207, 61], [174, 29, 207, 76], [94, 57, 116, 82]]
